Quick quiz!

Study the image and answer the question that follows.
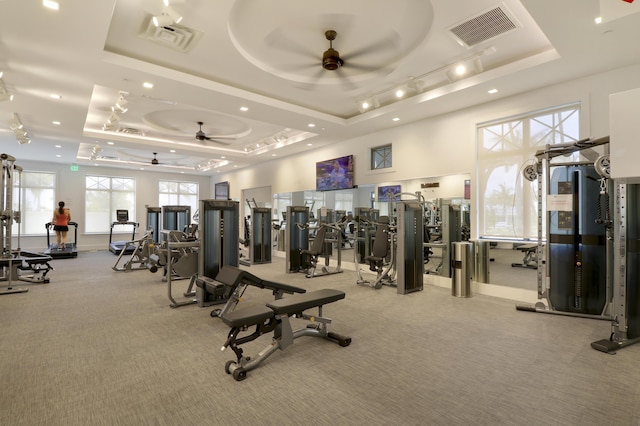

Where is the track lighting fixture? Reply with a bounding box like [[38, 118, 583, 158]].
[[8, 113, 30, 144], [357, 97, 380, 113], [355, 47, 494, 114], [0, 78, 13, 102]]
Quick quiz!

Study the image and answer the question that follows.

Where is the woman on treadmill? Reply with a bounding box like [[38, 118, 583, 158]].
[[52, 201, 71, 250]]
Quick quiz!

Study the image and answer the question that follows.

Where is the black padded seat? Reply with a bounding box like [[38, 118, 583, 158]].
[[215, 265, 305, 294], [266, 289, 345, 315], [222, 304, 274, 328]]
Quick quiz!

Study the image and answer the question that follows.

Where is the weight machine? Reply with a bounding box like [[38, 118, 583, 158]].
[[591, 176, 640, 353], [193, 200, 240, 308], [146, 206, 161, 244], [1, 154, 52, 294], [516, 137, 613, 319], [356, 193, 424, 293], [300, 213, 347, 278], [353, 207, 378, 263], [162, 205, 191, 233], [239, 199, 272, 266], [285, 206, 310, 273]]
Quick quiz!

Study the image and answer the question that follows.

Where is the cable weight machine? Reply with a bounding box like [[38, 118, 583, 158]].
[[515, 137, 612, 319]]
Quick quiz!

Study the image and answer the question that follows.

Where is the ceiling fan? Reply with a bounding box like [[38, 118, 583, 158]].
[[194, 121, 234, 145], [265, 28, 398, 90], [151, 152, 160, 165], [322, 30, 343, 70]]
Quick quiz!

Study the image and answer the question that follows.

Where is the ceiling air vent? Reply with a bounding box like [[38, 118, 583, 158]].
[[448, 3, 520, 47], [140, 17, 202, 53], [117, 127, 147, 137]]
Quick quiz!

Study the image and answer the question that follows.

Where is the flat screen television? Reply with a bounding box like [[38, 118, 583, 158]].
[[214, 181, 230, 200], [315, 155, 354, 191], [378, 184, 401, 201]]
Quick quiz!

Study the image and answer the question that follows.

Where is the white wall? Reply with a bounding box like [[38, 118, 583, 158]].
[[214, 63, 640, 237], [12, 160, 211, 252]]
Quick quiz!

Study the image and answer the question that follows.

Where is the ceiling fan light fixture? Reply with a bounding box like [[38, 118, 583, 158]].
[[322, 49, 343, 70], [322, 30, 343, 71]]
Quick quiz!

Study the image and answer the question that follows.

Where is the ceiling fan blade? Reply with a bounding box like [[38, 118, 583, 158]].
[[334, 68, 358, 91], [342, 31, 400, 62], [202, 138, 234, 146], [265, 27, 317, 61], [294, 68, 327, 90]]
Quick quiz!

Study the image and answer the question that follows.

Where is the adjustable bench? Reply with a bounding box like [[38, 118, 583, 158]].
[[220, 289, 352, 381], [511, 244, 538, 269], [195, 265, 306, 317]]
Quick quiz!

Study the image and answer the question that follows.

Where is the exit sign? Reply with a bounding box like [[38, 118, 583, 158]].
[[70, 164, 79, 172]]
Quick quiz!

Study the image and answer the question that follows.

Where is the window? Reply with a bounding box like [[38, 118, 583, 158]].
[[12, 171, 56, 235], [371, 144, 392, 170], [85, 175, 135, 233], [334, 192, 353, 214], [159, 180, 199, 218], [477, 103, 580, 239]]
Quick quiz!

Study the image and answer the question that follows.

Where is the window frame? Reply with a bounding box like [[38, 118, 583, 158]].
[[371, 144, 392, 170]]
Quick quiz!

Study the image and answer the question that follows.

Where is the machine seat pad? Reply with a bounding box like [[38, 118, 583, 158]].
[[215, 265, 248, 287], [364, 255, 383, 263], [259, 279, 306, 294], [267, 289, 345, 315], [222, 304, 274, 328], [215, 265, 305, 294]]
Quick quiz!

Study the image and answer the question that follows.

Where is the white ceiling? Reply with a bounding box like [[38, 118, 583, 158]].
[[0, 0, 639, 175]]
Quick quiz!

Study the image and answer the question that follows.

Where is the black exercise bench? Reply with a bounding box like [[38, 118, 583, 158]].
[[195, 265, 306, 318], [220, 288, 352, 381], [511, 244, 538, 269]]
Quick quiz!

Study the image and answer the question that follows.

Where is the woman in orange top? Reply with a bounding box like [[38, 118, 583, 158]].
[[52, 201, 71, 250]]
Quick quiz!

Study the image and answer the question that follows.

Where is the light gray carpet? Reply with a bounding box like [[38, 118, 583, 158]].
[[1, 250, 639, 426]]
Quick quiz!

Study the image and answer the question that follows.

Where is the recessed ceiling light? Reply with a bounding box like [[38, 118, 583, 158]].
[[140, 168, 145, 170], [52, 121, 61, 125], [221, 156, 225, 159], [488, 88, 498, 94], [55, 145, 61, 148], [395, 89, 405, 98], [143, 82, 154, 89], [240, 106, 248, 112], [392, 117, 400, 122], [50, 94, 62, 99], [272, 154, 276, 157], [43, 0, 59, 11], [594, 16, 602, 24], [308, 123, 316, 128], [107, 141, 115, 145], [56, 154, 61, 158], [169, 149, 176, 153], [307, 143, 313, 146]]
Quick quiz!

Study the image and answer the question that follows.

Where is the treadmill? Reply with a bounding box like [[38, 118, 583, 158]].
[[43, 221, 79, 258], [109, 210, 139, 255]]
